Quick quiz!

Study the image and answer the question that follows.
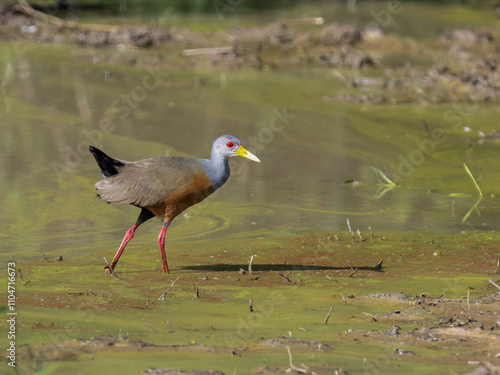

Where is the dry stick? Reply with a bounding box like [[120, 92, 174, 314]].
[[193, 284, 200, 298], [17, 0, 118, 31], [287, 346, 318, 375], [17, 268, 24, 283], [357, 229, 362, 241], [363, 312, 377, 322], [249, 298, 254, 313], [282, 17, 324, 26], [496, 259, 500, 275], [348, 267, 358, 278], [286, 345, 309, 374], [324, 306, 334, 325], [17, 0, 77, 28], [143, 321, 157, 333], [466, 290, 470, 320], [103, 257, 120, 279], [275, 271, 292, 282], [488, 279, 500, 291], [42, 254, 48, 261], [248, 255, 255, 274], [346, 219, 354, 241], [159, 277, 180, 300], [340, 293, 347, 304], [182, 47, 232, 56]]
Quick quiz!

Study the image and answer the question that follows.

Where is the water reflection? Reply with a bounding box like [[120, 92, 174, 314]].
[[1, 42, 499, 261]]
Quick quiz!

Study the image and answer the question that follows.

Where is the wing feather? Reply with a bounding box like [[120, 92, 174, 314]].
[[95, 156, 211, 207]]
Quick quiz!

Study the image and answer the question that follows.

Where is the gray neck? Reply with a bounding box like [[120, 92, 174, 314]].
[[201, 152, 230, 191]]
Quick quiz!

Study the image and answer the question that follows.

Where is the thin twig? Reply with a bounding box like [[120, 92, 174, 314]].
[[348, 267, 358, 278], [193, 284, 200, 298], [248, 255, 255, 274], [143, 321, 158, 333], [324, 306, 333, 325], [496, 259, 499, 275], [103, 257, 120, 279], [249, 298, 254, 313], [159, 277, 180, 300], [340, 293, 347, 304], [17, 0, 77, 28], [488, 279, 500, 291], [16, 0, 118, 31], [357, 229, 362, 241], [346, 219, 354, 241], [286, 345, 317, 374], [275, 271, 292, 282], [363, 312, 377, 322], [182, 46, 232, 56], [17, 268, 24, 283], [282, 17, 324, 26], [467, 290, 470, 320]]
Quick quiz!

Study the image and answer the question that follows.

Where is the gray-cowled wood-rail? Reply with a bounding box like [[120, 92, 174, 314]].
[[89, 135, 260, 274]]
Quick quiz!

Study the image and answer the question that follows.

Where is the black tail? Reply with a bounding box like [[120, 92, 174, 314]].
[[89, 146, 125, 177]]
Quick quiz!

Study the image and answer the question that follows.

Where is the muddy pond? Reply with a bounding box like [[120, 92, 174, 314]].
[[0, 1, 499, 374]]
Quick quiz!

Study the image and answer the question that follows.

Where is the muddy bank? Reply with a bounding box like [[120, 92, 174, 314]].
[[1, 2, 500, 104]]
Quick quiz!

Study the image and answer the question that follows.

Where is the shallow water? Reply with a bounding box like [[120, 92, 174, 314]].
[[0, 47, 499, 262], [1, 2, 500, 263]]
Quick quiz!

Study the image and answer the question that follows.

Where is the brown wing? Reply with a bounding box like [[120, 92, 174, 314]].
[[95, 156, 213, 208]]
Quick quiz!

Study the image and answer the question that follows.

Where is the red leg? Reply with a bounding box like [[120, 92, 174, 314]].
[[105, 208, 154, 273], [105, 224, 138, 273], [158, 221, 171, 273]]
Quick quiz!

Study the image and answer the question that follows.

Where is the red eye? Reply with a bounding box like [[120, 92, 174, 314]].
[[226, 142, 234, 148]]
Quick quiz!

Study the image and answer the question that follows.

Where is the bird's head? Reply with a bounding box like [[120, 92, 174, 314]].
[[213, 135, 260, 162]]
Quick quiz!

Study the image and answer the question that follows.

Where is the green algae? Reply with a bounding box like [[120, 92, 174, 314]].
[[2, 230, 499, 374]]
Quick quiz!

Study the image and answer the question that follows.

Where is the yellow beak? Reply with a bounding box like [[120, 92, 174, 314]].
[[236, 145, 260, 163]]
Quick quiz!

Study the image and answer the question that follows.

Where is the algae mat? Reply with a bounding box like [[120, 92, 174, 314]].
[[2, 230, 499, 374]]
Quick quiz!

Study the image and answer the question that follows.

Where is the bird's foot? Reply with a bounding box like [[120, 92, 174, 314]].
[[104, 261, 117, 274]]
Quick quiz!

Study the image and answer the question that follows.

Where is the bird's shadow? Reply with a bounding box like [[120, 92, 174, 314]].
[[181, 263, 383, 272]]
